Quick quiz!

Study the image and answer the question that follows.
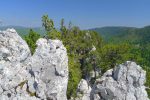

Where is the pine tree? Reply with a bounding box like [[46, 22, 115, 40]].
[[25, 29, 40, 55]]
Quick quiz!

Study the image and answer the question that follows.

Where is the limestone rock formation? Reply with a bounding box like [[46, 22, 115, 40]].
[[91, 61, 149, 100], [0, 29, 68, 100], [0, 28, 149, 100], [75, 79, 91, 100]]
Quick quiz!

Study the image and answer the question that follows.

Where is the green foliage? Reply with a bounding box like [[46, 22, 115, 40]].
[[91, 26, 136, 41], [142, 66, 150, 98], [60, 18, 68, 38], [100, 43, 131, 73], [25, 29, 40, 55], [42, 15, 61, 39], [42, 15, 54, 32], [58, 18, 103, 98], [62, 29, 103, 98], [46, 29, 61, 39], [67, 55, 82, 98]]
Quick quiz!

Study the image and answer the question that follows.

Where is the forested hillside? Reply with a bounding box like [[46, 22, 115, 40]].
[[19, 16, 150, 98], [91, 26, 150, 44], [90, 26, 136, 40], [92, 26, 150, 66]]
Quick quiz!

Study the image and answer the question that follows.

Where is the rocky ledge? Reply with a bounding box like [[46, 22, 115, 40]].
[[0, 29, 68, 100], [77, 61, 149, 100]]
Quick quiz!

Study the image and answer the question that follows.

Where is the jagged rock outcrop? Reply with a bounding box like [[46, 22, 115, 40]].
[[91, 61, 149, 100], [0, 29, 68, 100], [0, 29, 149, 100]]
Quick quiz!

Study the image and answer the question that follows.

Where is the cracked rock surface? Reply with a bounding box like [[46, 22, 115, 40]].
[[0, 29, 68, 100], [91, 61, 149, 100]]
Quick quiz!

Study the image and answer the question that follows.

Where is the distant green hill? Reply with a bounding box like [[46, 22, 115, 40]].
[[0, 26, 45, 37], [90, 26, 136, 40], [90, 26, 150, 45]]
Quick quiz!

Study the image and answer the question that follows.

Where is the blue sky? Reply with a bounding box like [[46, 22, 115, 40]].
[[0, 0, 150, 29]]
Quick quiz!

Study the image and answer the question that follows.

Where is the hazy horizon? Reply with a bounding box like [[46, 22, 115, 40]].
[[0, 0, 150, 29]]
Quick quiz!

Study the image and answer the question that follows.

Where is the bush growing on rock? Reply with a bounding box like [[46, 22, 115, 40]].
[[25, 29, 41, 55]]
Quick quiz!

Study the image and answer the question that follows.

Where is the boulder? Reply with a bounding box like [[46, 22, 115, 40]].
[[91, 61, 149, 100], [75, 79, 91, 100], [0, 29, 68, 100]]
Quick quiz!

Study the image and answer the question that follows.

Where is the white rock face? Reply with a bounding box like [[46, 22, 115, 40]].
[[75, 79, 91, 100], [0, 29, 68, 100], [91, 61, 149, 100]]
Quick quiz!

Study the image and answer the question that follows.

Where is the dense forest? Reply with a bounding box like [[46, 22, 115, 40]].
[[23, 15, 150, 99], [91, 26, 150, 44]]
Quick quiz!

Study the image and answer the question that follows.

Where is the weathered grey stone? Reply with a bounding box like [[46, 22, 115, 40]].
[[75, 79, 91, 100], [1, 28, 149, 100], [91, 61, 149, 100], [0, 29, 68, 100]]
